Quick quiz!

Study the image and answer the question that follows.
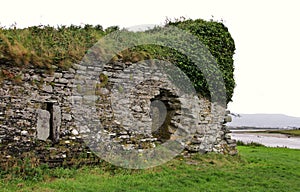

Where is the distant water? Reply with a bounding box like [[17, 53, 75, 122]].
[[230, 131, 300, 149], [227, 114, 300, 128]]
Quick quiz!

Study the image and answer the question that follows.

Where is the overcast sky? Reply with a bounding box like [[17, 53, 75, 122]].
[[1, 0, 300, 117]]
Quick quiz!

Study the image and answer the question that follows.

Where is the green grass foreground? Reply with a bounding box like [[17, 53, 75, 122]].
[[1, 146, 299, 192]]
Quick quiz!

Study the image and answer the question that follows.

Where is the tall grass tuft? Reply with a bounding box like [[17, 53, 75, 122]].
[[0, 24, 109, 70]]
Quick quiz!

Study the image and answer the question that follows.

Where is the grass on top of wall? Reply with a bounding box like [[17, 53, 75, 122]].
[[0, 24, 113, 70], [0, 18, 236, 102]]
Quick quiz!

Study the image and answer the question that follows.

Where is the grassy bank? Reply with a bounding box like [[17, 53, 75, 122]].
[[230, 129, 300, 137], [265, 129, 300, 136], [1, 146, 299, 192]]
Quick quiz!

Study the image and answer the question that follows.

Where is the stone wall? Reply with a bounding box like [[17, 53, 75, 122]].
[[0, 60, 236, 168]]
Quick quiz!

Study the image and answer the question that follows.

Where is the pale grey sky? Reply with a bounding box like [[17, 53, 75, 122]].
[[1, 0, 300, 117]]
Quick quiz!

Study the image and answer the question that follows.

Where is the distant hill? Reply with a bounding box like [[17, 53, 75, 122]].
[[226, 114, 300, 129]]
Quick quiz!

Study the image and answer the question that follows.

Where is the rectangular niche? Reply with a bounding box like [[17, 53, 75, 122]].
[[36, 101, 61, 142]]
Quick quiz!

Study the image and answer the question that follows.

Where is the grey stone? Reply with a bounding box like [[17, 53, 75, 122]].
[[69, 68, 76, 74], [83, 95, 98, 103], [23, 73, 31, 81], [36, 109, 50, 141], [52, 106, 61, 142], [54, 73, 63, 78], [44, 76, 55, 82], [31, 75, 40, 81], [73, 63, 87, 71], [0, 59, 236, 168], [224, 115, 232, 123], [79, 125, 90, 133], [58, 78, 69, 84], [99, 88, 109, 95], [42, 84, 53, 93], [63, 73, 74, 79], [131, 105, 143, 112], [37, 95, 52, 101], [68, 96, 82, 103], [62, 113, 72, 121]]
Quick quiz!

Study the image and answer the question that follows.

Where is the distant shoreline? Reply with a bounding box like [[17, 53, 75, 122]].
[[229, 127, 300, 137], [229, 128, 300, 149], [228, 126, 300, 130]]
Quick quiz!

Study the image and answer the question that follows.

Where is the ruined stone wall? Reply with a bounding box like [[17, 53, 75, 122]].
[[0, 60, 236, 168]]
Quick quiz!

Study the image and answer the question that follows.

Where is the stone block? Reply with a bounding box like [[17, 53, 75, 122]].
[[53, 106, 61, 142], [58, 78, 69, 84], [44, 76, 55, 82], [54, 73, 63, 78], [36, 109, 50, 141], [42, 84, 53, 93], [62, 113, 72, 121], [224, 115, 232, 123]]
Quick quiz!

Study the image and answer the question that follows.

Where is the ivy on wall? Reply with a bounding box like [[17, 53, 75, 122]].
[[166, 19, 235, 103], [127, 19, 235, 103]]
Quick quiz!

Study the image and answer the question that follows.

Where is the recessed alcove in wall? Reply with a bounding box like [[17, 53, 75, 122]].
[[46, 102, 54, 141], [36, 101, 61, 142], [150, 89, 181, 142]]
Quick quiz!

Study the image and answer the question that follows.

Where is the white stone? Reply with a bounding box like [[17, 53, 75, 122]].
[[21, 130, 28, 136], [71, 129, 79, 136], [122, 144, 134, 150], [119, 135, 130, 139], [13, 137, 20, 141]]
